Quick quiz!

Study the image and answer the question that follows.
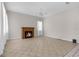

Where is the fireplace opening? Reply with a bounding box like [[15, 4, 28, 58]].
[[22, 27, 34, 39], [25, 31, 32, 38]]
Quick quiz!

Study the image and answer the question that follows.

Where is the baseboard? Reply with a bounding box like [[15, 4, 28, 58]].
[[45, 35, 72, 42]]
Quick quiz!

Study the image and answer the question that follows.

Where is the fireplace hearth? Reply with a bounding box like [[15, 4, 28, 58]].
[[22, 27, 34, 39]]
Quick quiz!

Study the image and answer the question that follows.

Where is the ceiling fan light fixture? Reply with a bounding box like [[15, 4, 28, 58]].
[[65, 2, 70, 4]]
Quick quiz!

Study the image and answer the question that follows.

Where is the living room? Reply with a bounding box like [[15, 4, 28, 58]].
[[0, 1, 79, 57]]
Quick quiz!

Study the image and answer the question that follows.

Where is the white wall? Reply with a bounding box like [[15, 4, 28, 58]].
[[44, 8, 79, 43], [7, 11, 42, 39]]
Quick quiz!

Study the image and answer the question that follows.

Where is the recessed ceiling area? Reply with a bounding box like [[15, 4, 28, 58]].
[[5, 2, 79, 17]]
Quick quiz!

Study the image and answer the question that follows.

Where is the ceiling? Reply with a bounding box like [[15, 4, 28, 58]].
[[5, 2, 79, 17]]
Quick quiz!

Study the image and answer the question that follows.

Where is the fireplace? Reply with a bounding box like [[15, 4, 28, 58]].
[[22, 27, 34, 39]]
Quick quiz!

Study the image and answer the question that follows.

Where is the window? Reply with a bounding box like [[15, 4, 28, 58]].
[[37, 21, 43, 36], [2, 3, 8, 39]]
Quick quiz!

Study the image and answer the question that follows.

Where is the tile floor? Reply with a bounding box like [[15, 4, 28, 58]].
[[2, 37, 76, 57]]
